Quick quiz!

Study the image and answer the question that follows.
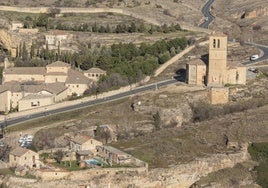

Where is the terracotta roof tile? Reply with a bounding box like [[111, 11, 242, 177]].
[[43, 83, 67, 94], [71, 135, 91, 145], [4, 67, 46, 75], [9, 147, 31, 157], [46, 61, 71, 68], [49, 30, 67, 36], [187, 59, 206, 66], [66, 69, 91, 84], [20, 93, 54, 100], [84, 67, 106, 74]]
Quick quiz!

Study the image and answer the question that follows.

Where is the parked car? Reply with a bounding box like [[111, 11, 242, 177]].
[[18, 136, 25, 143], [250, 54, 259, 61], [26, 135, 33, 142], [0, 142, 4, 147], [21, 141, 31, 148]]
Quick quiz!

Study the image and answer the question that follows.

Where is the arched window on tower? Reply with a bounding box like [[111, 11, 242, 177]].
[[217, 39, 220, 48], [213, 39, 216, 48]]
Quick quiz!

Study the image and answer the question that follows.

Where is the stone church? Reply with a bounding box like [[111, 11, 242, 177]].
[[186, 32, 246, 87]]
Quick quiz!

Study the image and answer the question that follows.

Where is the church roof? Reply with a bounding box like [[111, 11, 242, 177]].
[[187, 59, 206, 66], [10, 147, 32, 157]]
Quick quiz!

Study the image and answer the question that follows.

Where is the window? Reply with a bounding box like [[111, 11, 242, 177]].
[[213, 39, 216, 48], [91, 140, 93, 144], [14, 156, 16, 161], [217, 39, 220, 48], [92, 74, 95, 77], [76, 85, 79, 88], [25, 157, 27, 160], [96, 74, 99, 77], [31, 101, 39, 107]]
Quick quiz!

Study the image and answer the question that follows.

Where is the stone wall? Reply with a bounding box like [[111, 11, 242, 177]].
[[36, 166, 148, 181], [210, 87, 229, 105]]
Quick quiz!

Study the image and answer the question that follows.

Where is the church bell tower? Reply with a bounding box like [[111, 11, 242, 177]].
[[207, 32, 227, 86]]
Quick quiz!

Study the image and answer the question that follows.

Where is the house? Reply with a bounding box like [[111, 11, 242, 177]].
[[45, 30, 69, 46], [10, 21, 23, 31], [0, 81, 68, 112], [9, 147, 40, 168], [70, 134, 102, 153], [84, 67, 107, 82], [96, 145, 132, 165], [1, 61, 94, 111]]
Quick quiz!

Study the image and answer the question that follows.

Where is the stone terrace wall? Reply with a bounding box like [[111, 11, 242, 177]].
[[147, 143, 250, 188], [36, 166, 147, 181]]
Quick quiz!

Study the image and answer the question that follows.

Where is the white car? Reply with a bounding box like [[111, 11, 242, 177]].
[[26, 135, 33, 142], [0, 142, 4, 147], [18, 136, 26, 143], [250, 54, 259, 61]]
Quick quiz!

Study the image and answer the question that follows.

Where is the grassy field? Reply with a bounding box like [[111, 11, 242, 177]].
[[193, 161, 258, 187], [0, 168, 14, 176], [6, 98, 129, 132], [248, 143, 268, 188]]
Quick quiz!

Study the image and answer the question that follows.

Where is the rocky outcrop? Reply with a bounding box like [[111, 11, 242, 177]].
[[133, 93, 193, 128], [0, 30, 13, 51], [244, 7, 268, 19]]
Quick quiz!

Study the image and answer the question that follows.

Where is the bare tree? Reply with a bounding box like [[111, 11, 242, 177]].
[[54, 150, 64, 164], [49, 7, 61, 18]]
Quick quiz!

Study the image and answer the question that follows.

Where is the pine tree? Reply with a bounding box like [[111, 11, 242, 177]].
[[22, 42, 28, 61], [30, 43, 35, 59]]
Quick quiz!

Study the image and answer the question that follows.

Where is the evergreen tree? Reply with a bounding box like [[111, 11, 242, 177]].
[[106, 24, 111, 33], [22, 42, 28, 61], [129, 22, 137, 33], [30, 43, 35, 59], [92, 22, 98, 32]]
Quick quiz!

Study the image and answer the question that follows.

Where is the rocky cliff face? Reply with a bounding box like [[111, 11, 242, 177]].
[[230, 6, 268, 19], [243, 6, 268, 19]]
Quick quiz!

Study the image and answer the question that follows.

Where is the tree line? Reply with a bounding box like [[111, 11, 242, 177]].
[[22, 13, 182, 34]]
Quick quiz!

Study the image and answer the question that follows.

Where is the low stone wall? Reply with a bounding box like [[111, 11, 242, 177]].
[[35, 169, 70, 180], [38, 147, 70, 155], [36, 166, 148, 181], [147, 143, 250, 188], [69, 167, 148, 181]]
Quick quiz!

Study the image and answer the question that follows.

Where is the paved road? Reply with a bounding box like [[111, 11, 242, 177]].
[[198, 0, 268, 65], [199, 0, 215, 29], [242, 42, 268, 65], [0, 79, 179, 127]]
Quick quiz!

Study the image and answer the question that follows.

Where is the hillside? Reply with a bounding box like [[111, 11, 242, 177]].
[[212, 0, 268, 44]]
